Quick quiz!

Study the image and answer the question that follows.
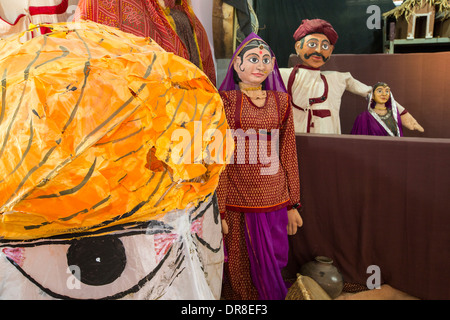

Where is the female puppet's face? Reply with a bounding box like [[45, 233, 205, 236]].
[[234, 46, 275, 87], [373, 85, 391, 104], [295, 33, 334, 69]]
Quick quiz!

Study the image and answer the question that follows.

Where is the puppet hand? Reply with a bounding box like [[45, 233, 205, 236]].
[[413, 122, 424, 132], [287, 208, 303, 235], [401, 113, 424, 132], [221, 219, 229, 234]]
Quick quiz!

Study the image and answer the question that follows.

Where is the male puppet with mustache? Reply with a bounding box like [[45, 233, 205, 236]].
[[279, 19, 423, 134]]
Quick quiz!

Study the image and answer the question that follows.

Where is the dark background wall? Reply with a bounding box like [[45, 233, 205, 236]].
[[255, 0, 397, 67], [288, 133, 450, 300]]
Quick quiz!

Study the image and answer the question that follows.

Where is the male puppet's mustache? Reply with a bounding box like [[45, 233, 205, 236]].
[[304, 52, 330, 62]]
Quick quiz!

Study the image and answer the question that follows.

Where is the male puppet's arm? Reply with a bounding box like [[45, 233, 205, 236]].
[[342, 72, 372, 99]]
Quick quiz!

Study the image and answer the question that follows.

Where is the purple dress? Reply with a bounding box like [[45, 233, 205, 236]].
[[351, 92, 403, 137]]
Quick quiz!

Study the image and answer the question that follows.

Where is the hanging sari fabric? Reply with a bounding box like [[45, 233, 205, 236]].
[[75, 0, 216, 85]]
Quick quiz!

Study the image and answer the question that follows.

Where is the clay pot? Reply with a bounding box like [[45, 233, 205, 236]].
[[299, 256, 344, 299]]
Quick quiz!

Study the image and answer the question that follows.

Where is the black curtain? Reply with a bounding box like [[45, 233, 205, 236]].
[[254, 0, 396, 67]]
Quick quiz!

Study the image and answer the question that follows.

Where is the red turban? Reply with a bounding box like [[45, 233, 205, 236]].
[[293, 19, 338, 45]]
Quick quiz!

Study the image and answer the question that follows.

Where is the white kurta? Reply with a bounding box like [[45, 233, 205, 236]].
[[0, 0, 80, 40], [280, 66, 405, 134]]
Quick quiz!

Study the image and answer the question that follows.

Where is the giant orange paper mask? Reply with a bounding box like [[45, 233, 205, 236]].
[[0, 21, 229, 240]]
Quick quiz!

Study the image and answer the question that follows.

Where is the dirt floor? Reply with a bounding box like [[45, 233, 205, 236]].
[[335, 285, 419, 300], [285, 275, 421, 300]]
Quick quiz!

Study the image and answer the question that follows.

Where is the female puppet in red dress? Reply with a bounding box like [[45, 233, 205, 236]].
[[217, 33, 303, 300]]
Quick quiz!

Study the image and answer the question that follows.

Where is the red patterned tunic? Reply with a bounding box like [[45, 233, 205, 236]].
[[217, 90, 301, 215], [218, 89, 301, 300]]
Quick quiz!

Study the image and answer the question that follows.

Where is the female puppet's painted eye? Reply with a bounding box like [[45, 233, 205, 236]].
[[262, 57, 271, 64], [376, 88, 390, 95], [248, 56, 259, 63]]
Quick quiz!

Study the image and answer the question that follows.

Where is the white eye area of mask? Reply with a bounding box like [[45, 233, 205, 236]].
[[0, 195, 223, 300], [1, 223, 178, 300]]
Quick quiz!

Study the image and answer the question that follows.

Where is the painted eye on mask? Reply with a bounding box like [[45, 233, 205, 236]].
[[248, 57, 260, 63], [0, 221, 180, 300], [262, 57, 272, 65], [0, 195, 222, 300]]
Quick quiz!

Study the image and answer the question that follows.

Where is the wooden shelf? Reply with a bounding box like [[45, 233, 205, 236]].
[[382, 16, 450, 53], [384, 37, 450, 53], [393, 37, 450, 44]]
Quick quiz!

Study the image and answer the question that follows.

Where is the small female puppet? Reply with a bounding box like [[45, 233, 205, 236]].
[[217, 33, 303, 300], [351, 82, 423, 136]]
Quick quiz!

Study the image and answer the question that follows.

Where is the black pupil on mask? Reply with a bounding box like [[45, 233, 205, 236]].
[[66, 236, 126, 286]]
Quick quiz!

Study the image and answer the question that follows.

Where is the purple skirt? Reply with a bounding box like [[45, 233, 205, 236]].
[[243, 207, 289, 300]]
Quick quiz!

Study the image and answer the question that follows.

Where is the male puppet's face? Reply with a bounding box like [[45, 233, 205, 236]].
[[295, 33, 334, 69]]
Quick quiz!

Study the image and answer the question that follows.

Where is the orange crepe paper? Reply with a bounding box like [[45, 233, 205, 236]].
[[0, 21, 230, 240]]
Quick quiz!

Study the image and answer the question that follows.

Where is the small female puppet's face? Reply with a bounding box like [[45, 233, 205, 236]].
[[373, 85, 391, 104], [234, 46, 275, 87], [295, 33, 334, 69]]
